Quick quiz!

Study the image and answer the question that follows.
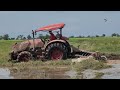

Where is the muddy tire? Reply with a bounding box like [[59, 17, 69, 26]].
[[45, 43, 67, 60], [17, 51, 32, 62], [9, 51, 17, 61]]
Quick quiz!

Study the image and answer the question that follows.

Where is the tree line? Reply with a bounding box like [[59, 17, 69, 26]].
[[0, 33, 120, 40], [69, 33, 120, 38], [0, 34, 50, 40]]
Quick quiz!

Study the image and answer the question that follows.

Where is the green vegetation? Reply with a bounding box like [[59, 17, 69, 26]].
[[0, 37, 118, 78], [73, 59, 111, 74], [72, 59, 111, 79], [9, 60, 72, 79], [0, 40, 22, 65], [69, 37, 120, 54]]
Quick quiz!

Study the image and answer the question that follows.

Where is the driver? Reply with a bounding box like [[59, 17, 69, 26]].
[[56, 31, 62, 39], [49, 31, 57, 41]]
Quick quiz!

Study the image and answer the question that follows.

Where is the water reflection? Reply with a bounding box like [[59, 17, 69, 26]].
[[0, 68, 14, 79]]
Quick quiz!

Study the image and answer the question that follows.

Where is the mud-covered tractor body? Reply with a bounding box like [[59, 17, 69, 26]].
[[9, 23, 72, 61], [9, 23, 106, 62], [10, 39, 45, 60]]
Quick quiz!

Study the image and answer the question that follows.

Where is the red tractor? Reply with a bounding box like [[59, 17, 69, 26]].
[[9, 23, 107, 62]]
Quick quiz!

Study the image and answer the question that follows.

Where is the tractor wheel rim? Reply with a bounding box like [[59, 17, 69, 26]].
[[51, 48, 63, 60]]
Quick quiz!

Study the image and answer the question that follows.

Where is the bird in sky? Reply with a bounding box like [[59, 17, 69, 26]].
[[104, 19, 107, 22]]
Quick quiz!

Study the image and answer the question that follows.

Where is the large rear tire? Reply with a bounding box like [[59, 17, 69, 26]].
[[45, 43, 67, 60]]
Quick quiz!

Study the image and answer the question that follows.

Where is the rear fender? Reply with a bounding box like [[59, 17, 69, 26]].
[[45, 40, 71, 53]]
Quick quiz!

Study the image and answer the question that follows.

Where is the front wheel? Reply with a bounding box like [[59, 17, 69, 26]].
[[17, 51, 32, 62]]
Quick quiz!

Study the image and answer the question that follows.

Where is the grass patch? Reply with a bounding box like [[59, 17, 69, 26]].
[[9, 60, 71, 79], [1, 37, 120, 66], [69, 37, 120, 54], [73, 59, 111, 75], [0, 40, 23, 65], [8, 60, 71, 71], [94, 72, 104, 79], [45, 60, 71, 66]]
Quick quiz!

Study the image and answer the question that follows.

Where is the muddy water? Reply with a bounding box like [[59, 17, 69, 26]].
[[64, 69, 77, 78], [34, 69, 78, 79], [81, 64, 120, 79], [0, 68, 14, 79], [11, 68, 73, 79], [43, 70, 71, 79]]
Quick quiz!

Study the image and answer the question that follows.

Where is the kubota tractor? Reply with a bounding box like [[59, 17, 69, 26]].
[[9, 23, 107, 62]]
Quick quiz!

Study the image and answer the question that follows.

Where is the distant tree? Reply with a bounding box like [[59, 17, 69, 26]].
[[10, 38, 15, 40], [0, 36, 3, 40], [91, 36, 95, 38], [69, 36, 74, 38], [74, 36, 79, 38], [116, 33, 120, 37], [111, 33, 120, 37], [96, 35, 99, 37], [16, 35, 24, 40], [111, 33, 117, 37], [27, 35, 32, 39], [3, 34, 9, 40], [102, 34, 106, 37], [82, 36, 85, 38], [20, 35, 23, 40], [16, 35, 20, 40], [78, 35, 82, 38], [87, 35, 91, 38], [23, 37, 26, 40]]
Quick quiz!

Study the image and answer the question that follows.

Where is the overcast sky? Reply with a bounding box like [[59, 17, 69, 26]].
[[0, 11, 120, 38]]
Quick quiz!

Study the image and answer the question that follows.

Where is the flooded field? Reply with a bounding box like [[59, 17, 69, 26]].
[[0, 63, 120, 79], [10, 66, 73, 79], [0, 68, 14, 79]]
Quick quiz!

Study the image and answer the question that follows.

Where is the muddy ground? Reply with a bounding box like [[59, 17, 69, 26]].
[[10, 60, 120, 79], [0, 59, 120, 79], [82, 60, 120, 79], [10, 67, 71, 79]]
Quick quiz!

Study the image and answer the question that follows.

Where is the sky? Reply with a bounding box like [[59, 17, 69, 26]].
[[0, 11, 120, 38]]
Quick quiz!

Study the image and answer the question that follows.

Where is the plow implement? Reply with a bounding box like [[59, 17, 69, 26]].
[[71, 45, 107, 60]]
